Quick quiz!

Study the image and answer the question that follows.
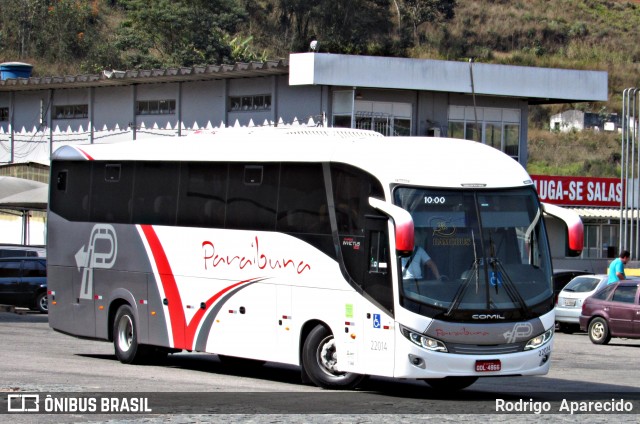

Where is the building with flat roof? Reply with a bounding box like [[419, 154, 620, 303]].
[[0, 53, 607, 168]]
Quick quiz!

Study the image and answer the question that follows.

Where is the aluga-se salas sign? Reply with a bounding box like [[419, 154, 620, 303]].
[[531, 175, 624, 207]]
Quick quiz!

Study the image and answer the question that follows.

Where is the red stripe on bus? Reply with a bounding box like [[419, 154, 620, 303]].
[[76, 147, 94, 160], [184, 278, 260, 349], [141, 224, 263, 350], [140, 225, 187, 348]]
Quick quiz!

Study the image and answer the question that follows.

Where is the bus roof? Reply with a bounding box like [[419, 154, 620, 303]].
[[51, 127, 532, 190]]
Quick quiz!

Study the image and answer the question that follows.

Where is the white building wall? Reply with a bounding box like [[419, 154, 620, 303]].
[[278, 77, 323, 125], [93, 85, 134, 142], [181, 80, 226, 129], [14, 91, 43, 133], [550, 110, 585, 132]]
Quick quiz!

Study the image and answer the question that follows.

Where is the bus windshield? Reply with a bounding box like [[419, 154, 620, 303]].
[[394, 187, 552, 320]]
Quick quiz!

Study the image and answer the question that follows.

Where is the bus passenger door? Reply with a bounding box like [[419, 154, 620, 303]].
[[360, 216, 395, 376]]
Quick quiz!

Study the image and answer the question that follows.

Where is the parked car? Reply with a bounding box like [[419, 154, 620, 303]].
[[555, 274, 609, 333], [553, 269, 593, 304], [0, 257, 47, 313], [0, 244, 45, 258], [579, 280, 640, 344]]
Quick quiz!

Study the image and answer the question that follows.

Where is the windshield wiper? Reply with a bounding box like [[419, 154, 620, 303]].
[[445, 230, 480, 317], [445, 259, 479, 317], [488, 255, 529, 317]]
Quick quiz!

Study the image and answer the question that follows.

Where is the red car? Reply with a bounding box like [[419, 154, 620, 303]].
[[579, 281, 640, 345]]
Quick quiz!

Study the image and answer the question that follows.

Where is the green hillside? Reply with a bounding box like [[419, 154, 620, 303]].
[[0, 0, 634, 177]]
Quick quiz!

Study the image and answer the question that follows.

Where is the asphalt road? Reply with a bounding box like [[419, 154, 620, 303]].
[[1, 310, 639, 423]]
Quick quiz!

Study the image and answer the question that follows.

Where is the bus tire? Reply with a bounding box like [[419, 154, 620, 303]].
[[113, 304, 143, 364], [423, 376, 478, 391], [588, 317, 611, 345], [301, 324, 364, 390]]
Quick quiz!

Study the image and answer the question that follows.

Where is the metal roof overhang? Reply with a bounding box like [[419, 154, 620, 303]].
[[0, 53, 608, 105], [289, 53, 608, 105], [0, 60, 290, 92], [569, 207, 638, 220]]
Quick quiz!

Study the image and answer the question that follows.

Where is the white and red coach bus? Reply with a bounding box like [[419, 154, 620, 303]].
[[47, 127, 582, 391]]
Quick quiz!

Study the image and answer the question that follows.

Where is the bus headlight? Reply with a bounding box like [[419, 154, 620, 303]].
[[400, 325, 448, 352], [524, 327, 554, 350]]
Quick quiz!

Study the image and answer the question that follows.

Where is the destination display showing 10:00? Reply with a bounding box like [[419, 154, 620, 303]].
[[423, 196, 446, 204]]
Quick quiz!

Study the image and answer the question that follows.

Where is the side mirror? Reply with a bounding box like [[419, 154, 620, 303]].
[[369, 197, 414, 257]]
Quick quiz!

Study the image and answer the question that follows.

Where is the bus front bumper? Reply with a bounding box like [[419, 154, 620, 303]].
[[394, 337, 553, 379]]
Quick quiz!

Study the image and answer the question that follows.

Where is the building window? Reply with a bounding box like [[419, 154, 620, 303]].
[[332, 95, 413, 136], [448, 106, 521, 161], [0, 107, 8, 121], [136, 99, 176, 115], [448, 122, 464, 139], [229, 94, 271, 112], [582, 223, 618, 259], [54, 104, 88, 119]]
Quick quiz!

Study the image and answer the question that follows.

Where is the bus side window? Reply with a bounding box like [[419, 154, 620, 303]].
[[90, 162, 134, 224], [131, 161, 179, 225], [364, 217, 393, 312], [50, 161, 91, 222], [277, 163, 330, 235], [177, 162, 227, 228], [226, 163, 278, 231], [331, 164, 386, 288]]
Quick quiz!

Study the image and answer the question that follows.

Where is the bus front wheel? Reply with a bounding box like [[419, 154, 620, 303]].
[[302, 324, 364, 390]]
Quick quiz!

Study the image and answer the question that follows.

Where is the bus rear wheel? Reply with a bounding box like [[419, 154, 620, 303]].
[[302, 324, 364, 390], [113, 304, 170, 364], [423, 376, 478, 391]]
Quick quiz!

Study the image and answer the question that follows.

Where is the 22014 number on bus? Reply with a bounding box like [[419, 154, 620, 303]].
[[371, 341, 387, 351]]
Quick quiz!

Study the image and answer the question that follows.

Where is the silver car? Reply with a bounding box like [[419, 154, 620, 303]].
[[555, 274, 610, 334]]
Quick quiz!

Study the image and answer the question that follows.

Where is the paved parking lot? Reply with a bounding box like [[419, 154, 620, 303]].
[[1, 310, 639, 422]]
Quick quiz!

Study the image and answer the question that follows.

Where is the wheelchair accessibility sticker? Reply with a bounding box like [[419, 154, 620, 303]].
[[373, 314, 381, 329]]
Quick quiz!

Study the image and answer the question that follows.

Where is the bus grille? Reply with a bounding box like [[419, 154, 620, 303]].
[[446, 342, 526, 355]]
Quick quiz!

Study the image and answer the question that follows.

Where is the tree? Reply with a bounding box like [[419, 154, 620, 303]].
[[116, 0, 247, 68], [312, 0, 396, 55], [257, 0, 396, 55], [0, 0, 109, 74], [0, 0, 47, 60], [399, 0, 457, 46], [38, 0, 103, 63]]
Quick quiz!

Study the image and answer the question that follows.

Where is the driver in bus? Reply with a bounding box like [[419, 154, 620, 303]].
[[401, 229, 441, 281]]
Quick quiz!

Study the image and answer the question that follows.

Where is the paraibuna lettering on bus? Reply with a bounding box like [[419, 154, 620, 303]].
[[202, 236, 311, 275]]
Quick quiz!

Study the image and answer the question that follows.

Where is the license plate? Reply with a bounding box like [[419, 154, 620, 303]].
[[475, 359, 501, 372], [564, 298, 576, 307]]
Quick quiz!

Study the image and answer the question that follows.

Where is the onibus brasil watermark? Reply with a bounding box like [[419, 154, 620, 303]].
[[7, 394, 151, 413]]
